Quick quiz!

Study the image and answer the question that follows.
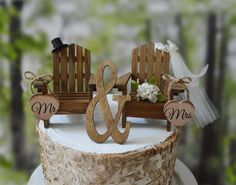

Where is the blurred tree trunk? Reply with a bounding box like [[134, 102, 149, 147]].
[[198, 12, 220, 185], [216, 14, 228, 136], [230, 138, 236, 165], [9, 0, 27, 170], [214, 14, 229, 185]]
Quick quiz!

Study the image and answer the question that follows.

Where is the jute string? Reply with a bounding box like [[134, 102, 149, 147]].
[[162, 74, 191, 100], [24, 71, 53, 95]]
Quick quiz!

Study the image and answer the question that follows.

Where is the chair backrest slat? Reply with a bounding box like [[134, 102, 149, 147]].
[[68, 44, 75, 92], [147, 43, 154, 79], [84, 48, 91, 91], [77, 45, 83, 92], [139, 45, 147, 82], [53, 44, 91, 94], [60, 47, 68, 92], [155, 49, 162, 87], [131, 43, 170, 96], [162, 51, 169, 95], [53, 52, 60, 92], [132, 48, 138, 78]]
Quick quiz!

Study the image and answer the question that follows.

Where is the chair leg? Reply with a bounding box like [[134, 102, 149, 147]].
[[44, 120, 50, 128], [167, 121, 171, 131], [122, 115, 126, 128]]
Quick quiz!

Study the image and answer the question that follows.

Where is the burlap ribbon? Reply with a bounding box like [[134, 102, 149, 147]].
[[162, 74, 192, 100], [24, 71, 53, 95]]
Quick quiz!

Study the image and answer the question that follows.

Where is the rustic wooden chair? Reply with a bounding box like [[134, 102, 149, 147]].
[[34, 43, 131, 127], [120, 43, 185, 131], [34, 44, 93, 126]]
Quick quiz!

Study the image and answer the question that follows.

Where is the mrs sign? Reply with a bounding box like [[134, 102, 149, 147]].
[[163, 100, 195, 127], [30, 95, 60, 121]]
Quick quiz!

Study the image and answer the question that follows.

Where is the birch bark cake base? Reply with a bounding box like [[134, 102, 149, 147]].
[[37, 95, 180, 185]]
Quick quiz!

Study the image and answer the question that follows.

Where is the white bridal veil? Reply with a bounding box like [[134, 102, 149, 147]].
[[155, 40, 219, 127]]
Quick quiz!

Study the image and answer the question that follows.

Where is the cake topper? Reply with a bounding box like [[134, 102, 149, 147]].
[[24, 71, 60, 128], [51, 37, 68, 52], [86, 61, 131, 144], [155, 40, 219, 127], [163, 74, 195, 127]]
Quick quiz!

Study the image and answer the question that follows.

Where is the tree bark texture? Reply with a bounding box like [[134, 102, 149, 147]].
[[198, 12, 229, 185], [198, 12, 219, 185], [9, 0, 26, 169], [37, 125, 180, 185]]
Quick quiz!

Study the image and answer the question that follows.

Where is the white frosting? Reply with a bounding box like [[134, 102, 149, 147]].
[[39, 94, 173, 154]]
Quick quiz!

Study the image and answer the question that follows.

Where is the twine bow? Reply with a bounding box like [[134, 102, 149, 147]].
[[24, 71, 53, 95], [162, 74, 192, 100]]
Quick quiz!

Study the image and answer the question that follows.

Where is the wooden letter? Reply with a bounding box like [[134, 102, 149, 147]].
[[86, 61, 131, 144]]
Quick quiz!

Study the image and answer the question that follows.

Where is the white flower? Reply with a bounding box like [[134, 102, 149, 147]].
[[148, 93, 157, 103], [137, 82, 160, 103]]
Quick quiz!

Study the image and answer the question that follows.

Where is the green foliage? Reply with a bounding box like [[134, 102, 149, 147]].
[[156, 93, 167, 102], [226, 163, 236, 184], [14, 34, 47, 52], [131, 80, 139, 91], [0, 157, 28, 185], [148, 76, 157, 85], [0, 7, 10, 34]]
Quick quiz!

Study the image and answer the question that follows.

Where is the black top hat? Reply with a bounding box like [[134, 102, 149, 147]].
[[51, 37, 68, 52]]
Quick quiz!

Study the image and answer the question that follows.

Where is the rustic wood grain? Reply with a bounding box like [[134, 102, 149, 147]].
[[77, 45, 83, 92], [147, 43, 154, 79], [122, 43, 184, 131], [60, 47, 68, 92], [50, 44, 93, 115], [86, 61, 131, 144], [53, 51, 60, 92], [132, 48, 138, 80], [139, 44, 146, 81], [84, 48, 91, 91], [68, 44, 75, 92], [162, 51, 170, 96], [155, 49, 162, 87]]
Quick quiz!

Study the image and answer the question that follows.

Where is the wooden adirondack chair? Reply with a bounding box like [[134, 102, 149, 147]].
[[34, 44, 92, 117], [120, 43, 185, 131]]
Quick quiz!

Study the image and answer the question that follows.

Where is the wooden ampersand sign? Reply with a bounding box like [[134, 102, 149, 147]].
[[25, 71, 60, 128], [163, 74, 195, 127], [86, 61, 131, 144]]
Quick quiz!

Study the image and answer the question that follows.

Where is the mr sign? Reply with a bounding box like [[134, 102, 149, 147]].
[[30, 95, 60, 121], [164, 100, 195, 127]]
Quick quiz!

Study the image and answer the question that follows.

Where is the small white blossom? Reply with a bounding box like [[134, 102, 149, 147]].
[[137, 82, 160, 103], [148, 94, 157, 103]]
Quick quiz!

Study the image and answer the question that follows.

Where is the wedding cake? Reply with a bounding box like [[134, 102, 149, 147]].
[[36, 95, 180, 185]]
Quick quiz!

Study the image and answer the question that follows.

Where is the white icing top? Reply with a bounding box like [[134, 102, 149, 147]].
[[39, 94, 173, 154]]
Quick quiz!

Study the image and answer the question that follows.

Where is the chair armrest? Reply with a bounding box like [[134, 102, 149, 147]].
[[89, 72, 132, 88], [115, 72, 132, 87]]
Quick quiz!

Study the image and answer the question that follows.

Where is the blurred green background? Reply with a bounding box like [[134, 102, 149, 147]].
[[0, 0, 236, 185]]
